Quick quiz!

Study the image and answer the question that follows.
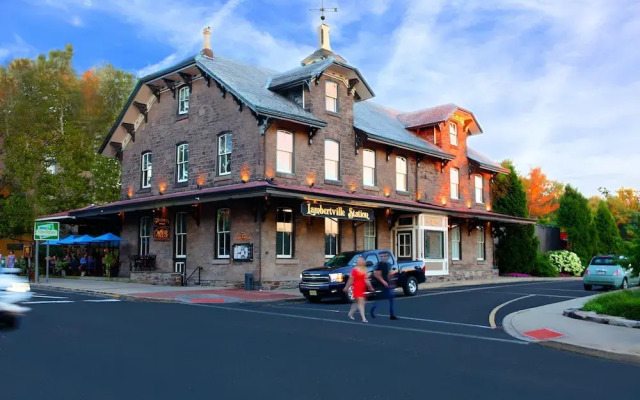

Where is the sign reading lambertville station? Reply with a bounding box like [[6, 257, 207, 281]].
[[301, 202, 373, 222]]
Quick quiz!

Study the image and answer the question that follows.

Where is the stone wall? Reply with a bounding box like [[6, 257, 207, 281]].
[[130, 271, 183, 286]]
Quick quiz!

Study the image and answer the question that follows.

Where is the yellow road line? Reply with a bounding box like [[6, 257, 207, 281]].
[[489, 295, 536, 329]]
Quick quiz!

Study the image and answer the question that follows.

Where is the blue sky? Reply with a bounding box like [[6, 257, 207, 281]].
[[1, 0, 639, 197]]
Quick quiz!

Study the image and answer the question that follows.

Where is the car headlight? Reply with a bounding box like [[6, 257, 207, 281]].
[[299, 273, 303, 280], [329, 273, 344, 283], [7, 282, 30, 293]]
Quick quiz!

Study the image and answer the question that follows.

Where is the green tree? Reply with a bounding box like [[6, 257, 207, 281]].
[[594, 200, 621, 254], [491, 161, 539, 275], [557, 185, 596, 266]]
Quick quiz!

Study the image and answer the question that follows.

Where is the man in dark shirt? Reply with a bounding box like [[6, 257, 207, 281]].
[[370, 252, 398, 320]]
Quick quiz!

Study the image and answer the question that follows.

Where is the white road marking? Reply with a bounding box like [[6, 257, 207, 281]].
[[198, 304, 527, 345], [485, 291, 577, 299], [271, 305, 492, 330], [22, 300, 75, 305], [401, 281, 579, 299], [32, 294, 68, 299], [537, 288, 588, 293], [82, 299, 121, 303], [489, 295, 536, 329]]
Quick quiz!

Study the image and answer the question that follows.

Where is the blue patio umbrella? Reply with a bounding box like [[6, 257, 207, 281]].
[[94, 233, 125, 248], [41, 239, 60, 246], [57, 235, 77, 245], [73, 235, 100, 245]]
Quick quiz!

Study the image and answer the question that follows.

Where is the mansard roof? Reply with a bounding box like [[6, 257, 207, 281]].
[[397, 103, 483, 134], [467, 148, 508, 174], [354, 102, 454, 160]]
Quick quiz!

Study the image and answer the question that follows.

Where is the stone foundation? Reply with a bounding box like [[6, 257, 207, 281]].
[[428, 269, 499, 283], [130, 271, 183, 286]]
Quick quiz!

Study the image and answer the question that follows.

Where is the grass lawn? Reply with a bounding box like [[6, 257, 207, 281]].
[[582, 289, 640, 321]]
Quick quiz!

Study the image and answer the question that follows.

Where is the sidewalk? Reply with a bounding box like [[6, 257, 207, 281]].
[[503, 295, 640, 364], [30, 275, 572, 304]]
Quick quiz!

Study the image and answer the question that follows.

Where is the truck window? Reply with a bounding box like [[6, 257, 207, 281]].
[[365, 254, 378, 266], [379, 251, 395, 265]]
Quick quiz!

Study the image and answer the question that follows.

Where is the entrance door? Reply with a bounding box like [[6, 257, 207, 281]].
[[396, 231, 413, 261]]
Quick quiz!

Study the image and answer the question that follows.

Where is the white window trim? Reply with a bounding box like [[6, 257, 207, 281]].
[[324, 140, 340, 181], [397, 231, 412, 259], [177, 144, 189, 183], [139, 216, 151, 256], [175, 212, 187, 258], [449, 122, 458, 146], [475, 175, 484, 204], [451, 226, 460, 261], [217, 208, 231, 259], [178, 86, 190, 115], [141, 152, 152, 189], [450, 167, 459, 199], [324, 217, 339, 258], [325, 81, 338, 113], [363, 220, 376, 250], [477, 227, 485, 261], [396, 156, 407, 192], [276, 130, 294, 174], [276, 208, 293, 259], [363, 149, 376, 187], [218, 133, 232, 176]]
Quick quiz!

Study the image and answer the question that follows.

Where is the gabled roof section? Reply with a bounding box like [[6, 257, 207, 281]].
[[267, 56, 375, 101], [196, 54, 326, 128], [354, 102, 454, 160], [467, 148, 508, 174], [268, 57, 335, 90], [398, 103, 483, 134]]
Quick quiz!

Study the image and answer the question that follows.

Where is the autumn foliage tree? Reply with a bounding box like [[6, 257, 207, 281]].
[[521, 167, 562, 221]]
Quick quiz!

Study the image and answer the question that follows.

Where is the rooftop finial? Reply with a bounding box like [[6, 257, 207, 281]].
[[202, 26, 213, 58], [310, 0, 337, 22]]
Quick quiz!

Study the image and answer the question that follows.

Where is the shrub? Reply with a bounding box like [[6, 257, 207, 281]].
[[548, 250, 584, 276], [582, 289, 640, 321], [532, 253, 558, 277]]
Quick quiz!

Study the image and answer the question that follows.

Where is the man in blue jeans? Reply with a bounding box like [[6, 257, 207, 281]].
[[370, 252, 398, 320]]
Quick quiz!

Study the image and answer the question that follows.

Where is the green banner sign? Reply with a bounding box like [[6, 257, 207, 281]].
[[34, 221, 60, 241]]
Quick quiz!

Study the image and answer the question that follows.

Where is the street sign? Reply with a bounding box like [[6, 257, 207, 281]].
[[34, 222, 60, 241]]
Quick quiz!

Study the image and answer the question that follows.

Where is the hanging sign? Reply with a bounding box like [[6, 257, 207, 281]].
[[301, 202, 373, 222], [34, 222, 60, 241]]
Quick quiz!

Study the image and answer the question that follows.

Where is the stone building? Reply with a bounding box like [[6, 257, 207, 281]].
[[38, 24, 533, 287]]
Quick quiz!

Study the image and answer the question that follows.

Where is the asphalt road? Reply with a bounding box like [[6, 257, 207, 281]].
[[1, 280, 637, 400]]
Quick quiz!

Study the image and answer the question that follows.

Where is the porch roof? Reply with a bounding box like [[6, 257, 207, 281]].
[[37, 181, 534, 226]]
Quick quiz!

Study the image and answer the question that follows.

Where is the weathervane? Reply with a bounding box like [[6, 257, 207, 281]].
[[310, 0, 337, 21]]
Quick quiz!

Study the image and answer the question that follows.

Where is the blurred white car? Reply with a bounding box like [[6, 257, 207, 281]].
[[0, 267, 32, 330]]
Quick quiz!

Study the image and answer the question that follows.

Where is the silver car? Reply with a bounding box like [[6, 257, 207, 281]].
[[0, 267, 32, 330]]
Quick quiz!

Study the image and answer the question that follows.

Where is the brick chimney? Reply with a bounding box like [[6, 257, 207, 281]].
[[202, 26, 213, 58]]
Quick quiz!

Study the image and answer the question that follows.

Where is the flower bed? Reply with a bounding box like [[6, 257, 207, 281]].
[[582, 289, 640, 321]]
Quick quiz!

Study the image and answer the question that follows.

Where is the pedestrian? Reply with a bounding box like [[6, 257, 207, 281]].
[[370, 252, 398, 320], [7, 250, 15, 269], [80, 252, 88, 276], [343, 256, 374, 323]]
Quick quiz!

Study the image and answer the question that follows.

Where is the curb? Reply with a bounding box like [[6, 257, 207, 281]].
[[564, 308, 640, 329], [538, 341, 640, 365]]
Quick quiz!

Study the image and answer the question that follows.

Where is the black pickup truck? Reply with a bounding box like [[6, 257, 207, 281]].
[[299, 250, 426, 302]]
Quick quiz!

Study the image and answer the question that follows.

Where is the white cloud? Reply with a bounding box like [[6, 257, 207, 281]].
[[0, 34, 37, 63], [71, 16, 83, 26]]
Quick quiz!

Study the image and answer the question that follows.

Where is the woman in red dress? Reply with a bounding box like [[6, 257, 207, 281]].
[[344, 256, 374, 323]]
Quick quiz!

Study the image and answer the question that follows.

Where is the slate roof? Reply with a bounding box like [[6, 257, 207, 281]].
[[467, 147, 508, 174], [397, 103, 460, 128], [268, 57, 336, 90], [354, 102, 454, 160], [196, 54, 326, 128]]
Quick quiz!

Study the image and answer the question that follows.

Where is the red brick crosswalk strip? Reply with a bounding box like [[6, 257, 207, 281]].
[[522, 328, 565, 340]]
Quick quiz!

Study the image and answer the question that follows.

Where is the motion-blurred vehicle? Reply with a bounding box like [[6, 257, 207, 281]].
[[583, 255, 640, 291], [0, 267, 32, 330]]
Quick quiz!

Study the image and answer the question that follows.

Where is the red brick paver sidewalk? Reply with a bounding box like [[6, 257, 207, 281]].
[[130, 288, 298, 303]]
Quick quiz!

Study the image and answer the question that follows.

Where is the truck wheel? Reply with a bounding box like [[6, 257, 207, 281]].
[[583, 284, 592, 291], [403, 276, 418, 296], [342, 286, 355, 303]]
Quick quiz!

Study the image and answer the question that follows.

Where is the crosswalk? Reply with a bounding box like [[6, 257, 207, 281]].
[[22, 293, 121, 305]]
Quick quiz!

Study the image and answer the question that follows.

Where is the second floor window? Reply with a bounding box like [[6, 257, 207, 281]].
[[450, 167, 459, 199], [139, 216, 152, 256], [276, 130, 293, 174], [325, 140, 339, 181], [218, 132, 232, 176], [363, 149, 376, 187], [178, 86, 190, 115], [176, 143, 189, 183], [396, 156, 407, 191], [475, 175, 484, 203], [276, 208, 293, 258], [141, 152, 152, 189], [325, 81, 338, 113], [449, 122, 458, 146], [217, 208, 231, 258]]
